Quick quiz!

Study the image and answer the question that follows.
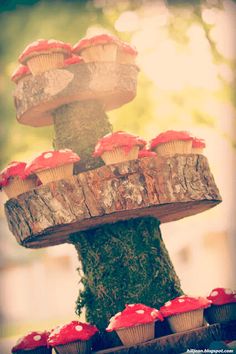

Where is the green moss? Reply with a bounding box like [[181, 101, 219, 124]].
[[70, 217, 183, 331]]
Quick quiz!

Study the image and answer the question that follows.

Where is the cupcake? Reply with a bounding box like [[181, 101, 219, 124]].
[[117, 42, 138, 65], [12, 330, 51, 354], [138, 149, 157, 158], [204, 288, 236, 324], [106, 303, 163, 346], [25, 149, 80, 185], [192, 137, 206, 154], [64, 55, 84, 67], [150, 130, 193, 156], [160, 295, 211, 333], [93, 131, 146, 165], [0, 161, 37, 199], [18, 39, 72, 75], [73, 34, 119, 62], [11, 64, 31, 84], [47, 321, 98, 354]]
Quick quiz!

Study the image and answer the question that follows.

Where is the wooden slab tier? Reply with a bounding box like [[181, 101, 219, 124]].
[[13, 62, 139, 126], [93, 321, 236, 354], [4, 154, 221, 248]]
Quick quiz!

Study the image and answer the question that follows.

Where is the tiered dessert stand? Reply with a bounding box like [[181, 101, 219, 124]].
[[4, 54, 235, 352]]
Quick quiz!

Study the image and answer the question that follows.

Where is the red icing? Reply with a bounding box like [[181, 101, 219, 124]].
[[64, 55, 84, 66], [0, 161, 27, 188], [138, 150, 157, 158], [11, 64, 30, 83], [47, 321, 98, 346], [93, 131, 146, 157], [192, 137, 206, 149], [106, 303, 163, 331], [25, 149, 80, 176], [150, 130, 192, 149], [73, 34, 118, 53], [207, 288, 236, 305], [160, 295, 211, 317], [119, 42, 138, 56], [12, 331, 49, 352], [19, 39, 72, 63]]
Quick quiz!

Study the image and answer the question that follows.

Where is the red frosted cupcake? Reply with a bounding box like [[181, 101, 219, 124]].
[[12, 330, 51, 354], [0, 161, 37, 199], [106, 303, 163, 346], [19, 39, 72, 75], [11, 64, 31, 84], [73, 34, 119, 63], [47, 321, 98, 354], [138, 149, 157, 158], [204, 288, 236, 324], [191, 137, 206, 154], [93, 131, 146, 165], [117, 42, 138, 65], [25, 149, 80, 184], [150, 130, 193, 156], [64, 55, 84, 67], [160, 295, 211, 333]]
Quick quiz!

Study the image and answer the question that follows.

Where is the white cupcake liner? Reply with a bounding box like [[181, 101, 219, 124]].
[[192, 147, 204, 154], [35, 163, 73, 184], [116, 322, 155, 347], [204, 303, 236, 324], [80, 43, 118, 62], [154, 140, 192, 156], [54, 339, 91, 354], [3, 176, 37, 199], [27, 52, 65, 75], [167, 308, 204, 333], [101, 146, 139, 165], [117, 51, 136, 65]]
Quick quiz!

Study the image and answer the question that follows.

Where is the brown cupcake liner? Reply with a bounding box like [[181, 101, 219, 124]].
[[3, 175, 37, 199], [117, 51, 136, 65], [54, 339, 91, 354], [204, 303, 236, 324], [27, 52, 65, 75], [35, 163, 73, 184], [167, 308, 204, 333], [192, 147, 204, 154], [15, 347, 52, 354], [101, 146, 139, 165], [154, 140, 192, 156], [116, 322, 155, 347], [80, 43, 118, 63]]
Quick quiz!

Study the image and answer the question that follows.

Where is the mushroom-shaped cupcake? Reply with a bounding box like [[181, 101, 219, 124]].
[[150, 130, 193, 156], [11, 64, 31, 84], [19, 39, 72, 75], [12, 330, 51, 354], [64, 55, 84, 67], [73, 34, 119, 62], [138, 149, 157, 158], [25, 149, 80, 185], [93, 131, 146, 165], [47, 321, 98, 354], [117, 42, 138, 65], [160, 295, 211, 333], [106, 303, 163, 347], [191, 137, 206, 154], [0, 161, 37, 199], [204, 288, 236, 324]]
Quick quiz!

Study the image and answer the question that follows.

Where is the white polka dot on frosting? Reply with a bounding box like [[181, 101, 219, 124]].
[[165, 301, 172, 307], [33, 335, 41, 341], [210, 291, 218, 297], [136, 310, 145, 314], [225, 289, 233, 295], [114, 312, 121, 318], [128, 304, 135, 307], [178, 299, 185, 303], [151, 310, 158, 317], [75, 325, 83, 332], [179, 295, 186, 298], [43, 152, 53, 159]]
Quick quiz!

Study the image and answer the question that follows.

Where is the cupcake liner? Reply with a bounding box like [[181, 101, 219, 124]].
[[15, 347, 52, 354], [101, 146, 139, 165], [27, 53, 65, 75], [192, 147, 204, 154], [154, 140, 192, 156], [54, 339, 91, 354], [117, 51, 136, 65], [116, 322, 155, 347], [167, 309, 204, 333], [204, 303, 236, 324], [80, 44, 118, 62], [35, 163, 73, 184], [3, 176, 37, 199]]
